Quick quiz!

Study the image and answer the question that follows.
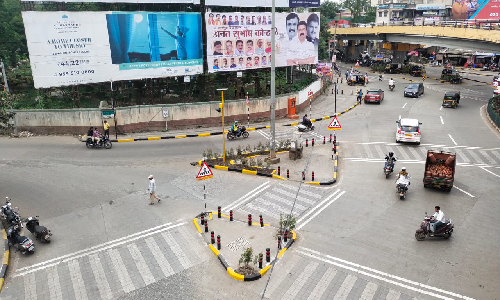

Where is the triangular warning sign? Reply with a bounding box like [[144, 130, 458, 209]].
[[196, 162, 213, 181], [327, 116, 342, 130], [355, 62, 359, 67]]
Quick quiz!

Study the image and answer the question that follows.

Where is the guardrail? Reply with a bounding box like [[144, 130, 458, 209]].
[[349, 19, 500, 31]]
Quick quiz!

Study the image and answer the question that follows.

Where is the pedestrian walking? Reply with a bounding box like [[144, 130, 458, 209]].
[[148, 175, 161, 205], [103, 120, 110, 139], [345, 70, 348, 81], [357, 89, 363, 104]]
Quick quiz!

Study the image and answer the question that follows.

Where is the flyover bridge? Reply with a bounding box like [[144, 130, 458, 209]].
[[330, 24, 500, 52]]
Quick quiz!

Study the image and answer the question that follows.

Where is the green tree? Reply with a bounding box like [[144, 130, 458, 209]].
[[343, 0, 372, 24], [0, 0, 28, 67]]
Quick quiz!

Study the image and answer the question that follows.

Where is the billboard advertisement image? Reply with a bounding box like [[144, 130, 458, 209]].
[[205, 0, 319, 8], [22, 11, 203, 88], [205, 12, 319, 73], [452, 0, 499, 20]]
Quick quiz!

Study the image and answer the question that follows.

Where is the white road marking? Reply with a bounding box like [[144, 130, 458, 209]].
[[145, 237, 175, 277], [440, 116, 444, 124], [223, 181, 270, 211], [263, 255, 301, 297], [306, 267, 338, 300], [281, 261, 319, 300], [359, 282, 378, 300], [345, 158, 500, 169], [479, 150, 496, 165], [257, 130, 270, 139], [162, 231, 192, 269], [46, 266, 63, 300], [14, 222, 184, 278], [448, 134, 458, 146], [24, 270, 37, 300], [480, 167, 500, 178], [296, 189, 340, 224], [439, 106, 443, 111], [296, 190, 346, 230], [298, 248, 475, 300], [465, 147, 482, 150], [386, 289, 401, 300], [333, 274, 358, 300], [127, 243, 156, 286], [402, 103, 407, 108], [453, 186, 475, 198], [88, 253, 113, 300], [67, 259, 89, 300], [359, 142, 388, 145], [108, 248, 135, 293]]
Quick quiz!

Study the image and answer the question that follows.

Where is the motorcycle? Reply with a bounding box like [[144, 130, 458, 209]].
[[25, 216, 52, 243], [227, 126, 249, 140], [298, 122, 315, 132], [395, 175, 410, 200], [415, 212, 454, 241], [86, 136, 112, 149], [378, 74, 383, 81], [1, 198, 23, 230], [7, 225, 35, 254], [384, 160, 395, 178], [389, 84, 395, 91]]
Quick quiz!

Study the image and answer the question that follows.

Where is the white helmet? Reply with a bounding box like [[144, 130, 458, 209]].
[[401, 167, 406, 171]]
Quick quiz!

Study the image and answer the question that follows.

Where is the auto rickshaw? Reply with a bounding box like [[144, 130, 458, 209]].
[[347, 74, 366, 86], [384, 63, 402, 74], [442, 92, 460, 109]]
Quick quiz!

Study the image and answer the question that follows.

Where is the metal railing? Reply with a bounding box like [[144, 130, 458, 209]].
[[369, 19, 500, 30]]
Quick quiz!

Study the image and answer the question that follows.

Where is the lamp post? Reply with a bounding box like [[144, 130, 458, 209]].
[[333, 20, 338, 114], [269, 0, 277, 161], [217, 88, 228, 162]]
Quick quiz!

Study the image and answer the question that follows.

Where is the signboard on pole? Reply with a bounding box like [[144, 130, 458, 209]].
[[327, 116, 342, 130], [308, 90, 313, 99], [245, 94, 250, 106], [196, 162, 214, 181]]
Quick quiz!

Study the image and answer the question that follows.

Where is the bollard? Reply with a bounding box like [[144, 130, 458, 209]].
[[278, 166, 281, 176], [287, 169, 289, 178], [336, 78, 339, 83], [284, 231, 288, 243], [323, 136, 325, 144], [260, 215, 264, 227], [334, 144, 337, 154], [200, 213, 205, 225], [334, 134, 337, 144], [302, 171, 305, 180], [218, 206, 221, 218], [312, 171, 315, 181], [229, 210, 233, 221], [248, 214, 252, 226], [341, 89, 343, 94], [211, 231, 215, 244], [351, 90, 353, 95], [205, 219, 209, 232], [312, 138, 315, 146], [278, 236, 282, 250], [341, 79, 343, 84], [217, 235, 221, 250], [306, 139, 308, 147], [259, 256, 263, 269], [337, 89, 339, 94], [266, 248, 270, 262], [329, 134, 332, 142]]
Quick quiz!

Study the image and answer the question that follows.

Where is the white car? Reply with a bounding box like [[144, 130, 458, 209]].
[[493, 87, 500, 98], [396, 118, 422, 145]]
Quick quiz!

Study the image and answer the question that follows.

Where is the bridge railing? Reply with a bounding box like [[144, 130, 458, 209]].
[[351, 20, 500, 31]]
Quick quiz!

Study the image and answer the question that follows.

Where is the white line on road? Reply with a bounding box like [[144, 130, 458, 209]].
[[440, 116, 444, 124], [448, 134, 458, 146], [480, 167, 500, 178], [297, 248, 475, 300], [223, 181, 270, 211], [296, 189, 340, 224], [440, 106, 443, 111], [402, 103, 407, 108], [296, 190, 346, 230], [257, 130, 270, 139], [453, 186, 475, 198]]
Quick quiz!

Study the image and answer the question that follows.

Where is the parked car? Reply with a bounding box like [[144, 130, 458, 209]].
[[396, 117, 422, 145], [404, 83, 424, 98], [364, 89, 384, 104]]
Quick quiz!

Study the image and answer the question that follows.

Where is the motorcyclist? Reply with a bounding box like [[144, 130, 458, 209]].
[[302, 114, 312, 128], [396, 167, 410, 188], [384, 152, 397, 171], [430, 205, 446, 233], [230, 120, 241, 137], [86, 127, 94, 140], [92, 128, 103, 145], [389, 78, 395, 89], [397, 167, 408, 178]]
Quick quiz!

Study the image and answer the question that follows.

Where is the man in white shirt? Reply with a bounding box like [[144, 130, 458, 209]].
[[286, 21, 316, 65], [389, 78, 395, 87], [431, 206, 445, 232], [148, 175, 161, 205]]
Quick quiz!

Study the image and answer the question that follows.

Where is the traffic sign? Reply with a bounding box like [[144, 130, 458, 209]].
[[245, 94, 249, 106], [354, 61, 360, 68], [327, 116, 342, 130], [308, 90, 313, 99], [196, 162, 213, 181]]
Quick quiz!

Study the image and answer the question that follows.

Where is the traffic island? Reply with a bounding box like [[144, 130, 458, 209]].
[[192, 210, 296, 281]]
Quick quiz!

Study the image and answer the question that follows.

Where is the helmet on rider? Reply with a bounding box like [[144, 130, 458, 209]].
[[389, 152, 394, 157], [401, 167, 406, 171]]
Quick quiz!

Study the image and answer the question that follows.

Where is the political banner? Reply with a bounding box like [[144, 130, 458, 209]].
[[452, 0, 498, 20], [206, 12, 319, 73], [22, 11, 203, 89], [205, 0, 319, 7]]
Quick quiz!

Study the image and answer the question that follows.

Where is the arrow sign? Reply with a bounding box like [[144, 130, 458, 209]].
[[327, 116, 342, 130], [196, 162, 214, 181]]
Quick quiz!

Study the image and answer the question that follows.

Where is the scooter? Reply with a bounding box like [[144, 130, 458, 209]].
[[1, 198, 23, 230], [395, 176, 410, 200], [384, 160, 395, 178], [86, 136, 112, 149], [298, 122, 315, 132], [389, 84, 395, 91], [7, 225, 35, 254], [25, 216, 52, 243], [415, 212, 454, 241], [227, 126, 249, 140]]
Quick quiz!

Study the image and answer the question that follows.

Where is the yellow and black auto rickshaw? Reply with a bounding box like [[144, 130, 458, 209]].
[[442, 92, 460, 109], [347, 74, 366, 86]]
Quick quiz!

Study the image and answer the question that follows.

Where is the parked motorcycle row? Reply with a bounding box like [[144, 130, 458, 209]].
[[1, 197, 52, 255]]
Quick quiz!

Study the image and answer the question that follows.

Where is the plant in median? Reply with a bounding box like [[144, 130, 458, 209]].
[[213, 152, 220, 159], [246, 144, 252, 153], [229, 147, 235, 158], [236, 247, 258, 275], [202, 149, 207, 159], [257, 141, 264, 151], [237, 145, 242, 156], [256, 158, 263, 167], [265, 160, 271, 168], [249, 158, 256, 167], [278, 213, 296, 236], [206, 149, 213, 159], [253, 252, 263, 266]]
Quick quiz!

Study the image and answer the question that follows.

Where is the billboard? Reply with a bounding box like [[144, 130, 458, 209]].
[[205, 0, 319, 7], [22, 11, 203, 89], [452, 0, 499, 20], [22, 0, 200, 3], [205, 12, 319, 73]]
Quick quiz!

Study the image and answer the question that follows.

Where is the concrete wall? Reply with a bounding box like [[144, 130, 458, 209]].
[[14, 79, 324, 135]]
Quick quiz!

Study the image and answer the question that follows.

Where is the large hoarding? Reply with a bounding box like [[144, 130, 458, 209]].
[[452, 0, 499, 20], [205, 0, 319, 7], [22, 0, 200, 3], [22, 11, 203, 89], [206, 12, 319, 73]]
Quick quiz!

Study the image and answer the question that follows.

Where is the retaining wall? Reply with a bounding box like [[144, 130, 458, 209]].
[[14, 79, 324, 135], [487, 97, 500, 129]]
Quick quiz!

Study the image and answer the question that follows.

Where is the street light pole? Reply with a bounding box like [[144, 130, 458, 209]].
[[217, 88, 228, 162], [269, 0, 276, 159], [333, 20, 338, 114]]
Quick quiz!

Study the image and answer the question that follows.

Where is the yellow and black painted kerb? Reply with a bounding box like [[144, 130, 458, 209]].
[[304, 141, 338, 186], [283, 103, 360, 127], [111, 126, 271, 143], [193, 212, 296, 281], [195, 157, 287, 181], [0, 226, 10, 291]]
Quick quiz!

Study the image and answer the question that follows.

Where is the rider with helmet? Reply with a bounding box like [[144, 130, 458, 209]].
[[398, 167, 408, 178], [230, 120, 241, 137], [384, 152, 397, 171], [302, 114, 312, 128], [389, 78, 395, 89]]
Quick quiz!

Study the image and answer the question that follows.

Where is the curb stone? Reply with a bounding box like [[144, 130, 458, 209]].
[[304, 141, 339, 186], [193, 212, 296, 281], [0, 223, 9, 292]]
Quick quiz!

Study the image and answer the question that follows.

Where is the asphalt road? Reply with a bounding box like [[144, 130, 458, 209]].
[[1, 64, 499, 300]]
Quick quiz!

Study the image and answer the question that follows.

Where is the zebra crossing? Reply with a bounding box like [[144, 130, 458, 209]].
[[343, 141, 500, 168], [263, 247, 472, 300], [229, 182, 326, 221], [1, 222, 209, 300], [257, 128, 326, 142]]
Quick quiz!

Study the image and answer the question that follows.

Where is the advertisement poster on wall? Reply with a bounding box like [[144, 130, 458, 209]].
[[22, 0, 200, 3], [205, 0, 319, 7], [205, 12, 319, 73], [452, 0, 499, 20], [22, 11, 203, 88]]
